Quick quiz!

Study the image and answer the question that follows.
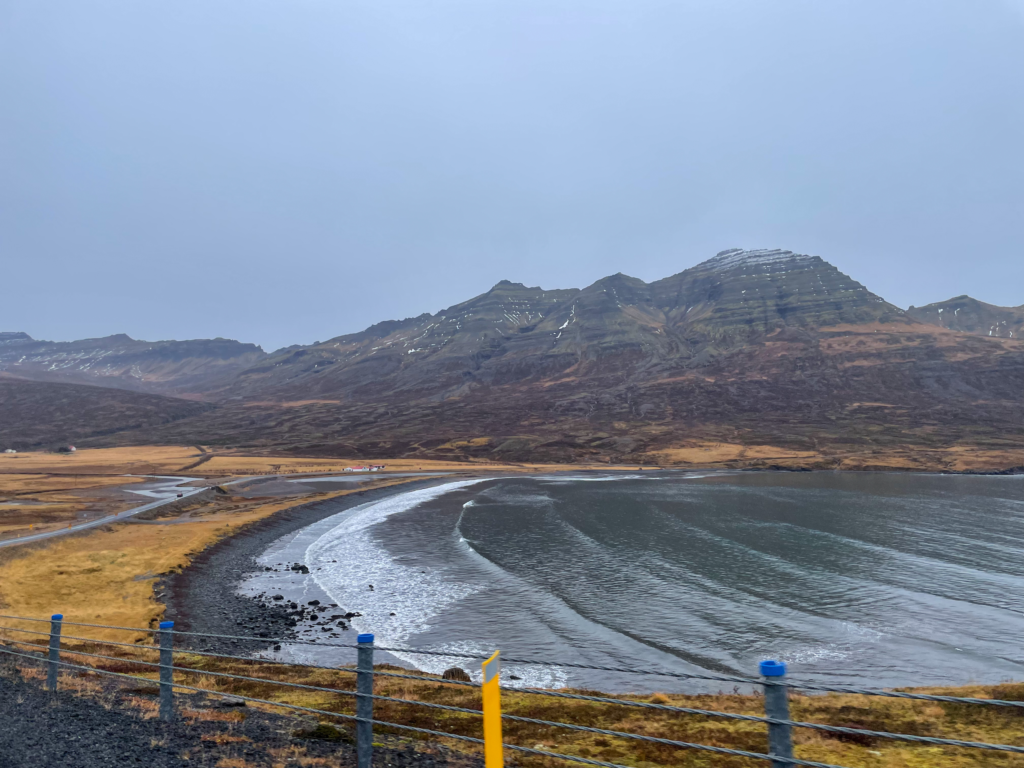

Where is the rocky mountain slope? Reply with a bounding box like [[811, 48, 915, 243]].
[[0, 333, 266, 396], [220, 248, 909, 404], [907, 296, 1024, 339], [84, 249, 1024, 470], [6, 249, 1022, 469]]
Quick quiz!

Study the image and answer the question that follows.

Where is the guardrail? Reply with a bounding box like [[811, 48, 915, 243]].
[[2, 613, 1024, 768]]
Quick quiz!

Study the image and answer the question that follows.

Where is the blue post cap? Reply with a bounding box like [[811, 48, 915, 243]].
[[51, 614, 63, 620], [159, 621, 174, 629], [357, 633, 374, 644], [760, 660, 786, 677]]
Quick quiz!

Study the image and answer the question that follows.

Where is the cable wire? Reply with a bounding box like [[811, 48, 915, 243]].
[[0, 645, 851, 768], [5, 615, 1024, 707]]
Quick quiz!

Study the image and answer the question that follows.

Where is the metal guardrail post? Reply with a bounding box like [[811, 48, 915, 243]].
[[760, 660, 793, 768], [47, 614, 63, 692], [482, 650, 504, 768], [159, 620, 175, 721], [357, 633, 375, 768]]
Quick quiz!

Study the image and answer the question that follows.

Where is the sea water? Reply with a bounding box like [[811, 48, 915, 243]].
[[247, 471, 1024, 691]]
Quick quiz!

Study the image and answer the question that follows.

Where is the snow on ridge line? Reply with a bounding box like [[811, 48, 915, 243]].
[[705, 248, 817, 271]]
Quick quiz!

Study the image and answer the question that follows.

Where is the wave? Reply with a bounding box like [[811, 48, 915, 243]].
[[305, 479, 507, 676], [245, 471, 1024, 691]]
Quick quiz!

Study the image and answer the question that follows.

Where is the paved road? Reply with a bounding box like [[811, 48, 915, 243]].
[[0, 477, 206, 549]]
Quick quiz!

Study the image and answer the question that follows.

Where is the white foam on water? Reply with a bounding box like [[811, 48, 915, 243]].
[[305, 480, 491, 667], [541, 472, 724, 485], [301, 479, 571, 687], [540, 473, 649, 483]]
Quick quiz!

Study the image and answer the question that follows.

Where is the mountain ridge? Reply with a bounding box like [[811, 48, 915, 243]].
[[0, 333, 266, 396], [210, 248, 911, 404], [4, 248, 1022, 469]]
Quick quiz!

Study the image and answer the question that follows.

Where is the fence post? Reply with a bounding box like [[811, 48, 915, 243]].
[[760, 660, 792, 768], [159, 621, 175, 721], [47, 614, 63, 692], [357, 633, 375, 768], [482, 650, 503, 768]]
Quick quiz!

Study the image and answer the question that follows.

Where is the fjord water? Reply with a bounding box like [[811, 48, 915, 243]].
[[303, 472, 1024, 691]]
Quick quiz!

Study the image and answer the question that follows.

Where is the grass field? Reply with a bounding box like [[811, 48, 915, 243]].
[[1, 445, 635, 480], [0, 477, 417, 643], [0, 446, 200, 475], [644, 443, 820, 465], [642, 442, 1024, 472], [193, 453, 631, 477]]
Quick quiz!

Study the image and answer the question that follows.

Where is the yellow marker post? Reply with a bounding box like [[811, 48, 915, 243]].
[[482, 650, 503, 768]]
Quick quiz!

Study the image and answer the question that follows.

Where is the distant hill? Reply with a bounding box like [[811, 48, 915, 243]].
[[0, 333, 266, 397], [907, 296, 1024, 339], [0, 379, 215, 451]]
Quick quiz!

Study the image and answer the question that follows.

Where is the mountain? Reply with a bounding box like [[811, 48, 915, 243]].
[[0, 333, 266, 397], [907, 296, 1024, 339], [220, 279, 582, 401], [218, 249, 908, 404], [0, 378, 215, 451], [7, 249, 1020, 470], [75, 248, 1022, 471]]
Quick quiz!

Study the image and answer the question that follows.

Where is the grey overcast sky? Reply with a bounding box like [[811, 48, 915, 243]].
[[2, 0, 1022, 352]]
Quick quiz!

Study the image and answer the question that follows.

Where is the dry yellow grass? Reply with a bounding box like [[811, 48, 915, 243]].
[[644, 443, 820, 465], [438, 437, 495, 449], [642, 442, 1024, 473], [0, 481, 418, 644], [0, 510, 276, 643], [934, 447, 1024, 472], [198, 453, 631, 477], [0, 446, 200, 475], [198, 455, 488, 476], [0, 501, 85, 539], [0, 445, 638, 487], [834, 447, 1024, 472], [0, 473, 146, 494]]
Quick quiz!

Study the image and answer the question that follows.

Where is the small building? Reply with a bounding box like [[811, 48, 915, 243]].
[[2, 449, 16, 454]]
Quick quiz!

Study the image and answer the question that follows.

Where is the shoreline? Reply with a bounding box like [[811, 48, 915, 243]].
[[160, 475, 478, 655]]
